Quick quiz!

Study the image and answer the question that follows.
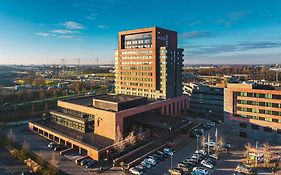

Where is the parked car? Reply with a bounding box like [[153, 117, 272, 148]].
[[209, 154, 218, 160], [80, 159, 91, 166], [235, 164, 256, 174], [201, 160, 214, 169], [48, 142, 55, 148], [193, 167, 209, 175], [141, 160, 151, 169], [129, 167, 143, 175], [153, 153, 165, 161], [190, 131, 200, 138], [85, 160, 96, 168], [206, 122, 216, 127], [53, 145, 63, 151], [148, 155, 160, 163], [195, 150, 207, 156], [147, 158, 156, 166], [168, 168, 183, 175], [157, 150, 169, 158], [205, 141, 216, 147], [206, 158, 217, 166], [163, 149, 173, 156], [135, 165, 145, 171]]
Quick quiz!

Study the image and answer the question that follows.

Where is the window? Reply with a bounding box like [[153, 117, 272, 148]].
[[252, 101, 259, 106], [265, 102, 272, 107], [241, 100, 247, 104], [265, 110, 272, 115], [272, 119, 279, 123], [259, 117, 265, 121], [251, 124, 259, 130], [265, 94, 272, 99], [239, 123, 247, 128], [263, 127, 272, 133], [252, 108, 259, 113], [254, 93, 260, 98], [277, 129, 281, 134], [240, 92, 247, 97]]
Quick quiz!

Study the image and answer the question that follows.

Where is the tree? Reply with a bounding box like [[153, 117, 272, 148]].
[[114, 126, 125, 152], [22, 139, 30, 153], [7, 128, 16, 145], [244, 143, 252, 165], [200, 135, 206, 150], [262, 142, 273, 168], [50, 152, 59, 167], [126, 131, 137, 145]]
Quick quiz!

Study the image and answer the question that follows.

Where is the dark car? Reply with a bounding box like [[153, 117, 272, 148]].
[[85, 160, 96, 169], [80, 159, 91, 166]]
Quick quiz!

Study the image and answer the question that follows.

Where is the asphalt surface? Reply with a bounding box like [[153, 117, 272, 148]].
[[0, 147, 29, 175], [7, 124, 123, 175]]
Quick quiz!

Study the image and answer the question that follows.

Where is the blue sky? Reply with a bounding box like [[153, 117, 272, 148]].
[[1, 0, 281, 65]]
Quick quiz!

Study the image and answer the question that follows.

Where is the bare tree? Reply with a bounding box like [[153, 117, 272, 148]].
[[22, 139, 30, 153], [7, 129, 16, 145], [244, 143, 252, 165], [114, 126, 125, 152], [126, 131, 137, 146], [50, 152, 59, 167], [262, 142, 273, 168], [200, 135, 206, 150]]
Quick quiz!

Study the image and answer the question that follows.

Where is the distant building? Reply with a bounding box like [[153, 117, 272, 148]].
[[114, 27, 184, 99], [224, 83, 281, 143], [184, 83, 224, 121]]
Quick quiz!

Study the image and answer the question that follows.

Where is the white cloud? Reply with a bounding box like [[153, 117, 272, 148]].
[[85, 13, 97, 20], [58, 35, 79, 39], [36, 32, 50, 37], [97, 25, 109, 29], [62, 21, 85, 30], [51, 29, 79, 34]]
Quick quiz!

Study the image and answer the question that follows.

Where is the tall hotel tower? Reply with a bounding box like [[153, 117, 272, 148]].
[[114, 27, 184, 99]]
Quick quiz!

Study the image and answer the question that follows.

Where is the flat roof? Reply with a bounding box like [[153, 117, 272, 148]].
[[31, 120, 114, 150], [63, 96, 94, 106], [93, 94, 146, 104]]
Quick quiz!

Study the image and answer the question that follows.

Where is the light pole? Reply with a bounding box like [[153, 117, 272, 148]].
[[170, 153, 173, 169]]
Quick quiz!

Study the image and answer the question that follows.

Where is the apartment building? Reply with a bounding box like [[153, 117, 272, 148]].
[[115, 27, 184, 99], [224, 83, 281, 142]]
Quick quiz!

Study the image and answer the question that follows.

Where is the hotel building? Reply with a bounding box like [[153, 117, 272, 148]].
[[29, 27, 189, 161], [114, 27, 184, 99], [224, 83, 281, 142]]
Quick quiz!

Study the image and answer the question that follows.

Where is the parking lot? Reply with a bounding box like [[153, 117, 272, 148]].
[[123, 122, 219, 175], [8, 124, 123, 175]]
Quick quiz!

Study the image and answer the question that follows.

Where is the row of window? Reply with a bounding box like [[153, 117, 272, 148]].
[[237, 107, 281, 116], [239, 122, 281, 134], [238, 100, 281, 108], [236, 114, 281, 123], [121, 56, 153, 60], [51, 115, 85, 131], [125, 39, 152, 45], [119, 91, 157, 98], [120, 77, 153, 82], [125, 45, 152, 49], [120, 82, 153, 87], [120, 66, 152, 71], [237, 92, 281, 99], [121, 50, 152, 55], [60, 108, 94, 119], [120, 87, 155, 92], [120, 72, 153, 76], [124, 33, 152, 40], [121, 61, 152, 65]]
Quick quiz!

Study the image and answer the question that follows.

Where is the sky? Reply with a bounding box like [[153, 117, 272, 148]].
[[1, 0, 281, 65]]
